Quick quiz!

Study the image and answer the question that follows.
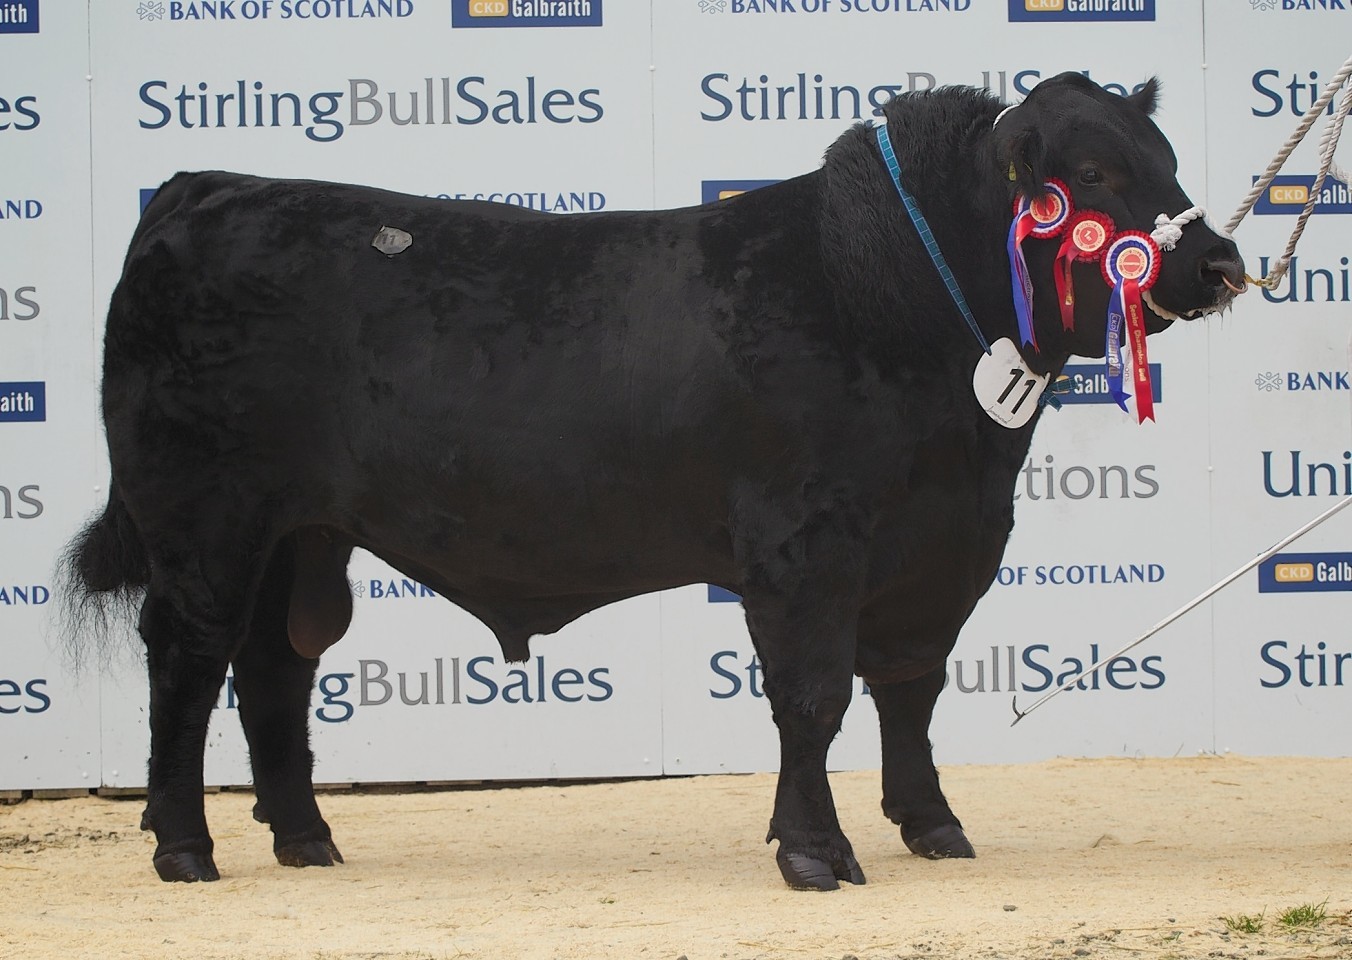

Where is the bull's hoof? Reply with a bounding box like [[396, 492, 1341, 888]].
[[153, 851, 220, 883], [903, 823, 976, 860], [276, 837, 344, 868], [251, 801, 270, 825], [775, 848, 867, 891]]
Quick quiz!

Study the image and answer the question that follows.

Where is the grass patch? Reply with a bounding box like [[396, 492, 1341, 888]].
[[1222, 912, 1264, 934], [1277, 900, 1328, 928]]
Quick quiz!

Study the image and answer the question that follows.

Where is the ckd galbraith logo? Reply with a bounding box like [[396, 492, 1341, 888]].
[[137, 0, 414, 22], [0, 382, 45, 423], [0, 1, 38, 33], [1008, 0, 1154, 22], [1252, 176, 1351, 215], [452, 0, 601, 27], [1258, 552, 1352, 592], [1058, 362, 1163, 406], [698, 0, 971, 14], [700, 179, 779, 203]]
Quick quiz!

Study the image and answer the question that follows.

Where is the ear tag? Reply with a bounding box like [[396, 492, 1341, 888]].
[[1101, 231, 1162, 424], [973, 337, 1049, 429], [1007, 178, 1072, 353], [1054, 210, 1114, 332]]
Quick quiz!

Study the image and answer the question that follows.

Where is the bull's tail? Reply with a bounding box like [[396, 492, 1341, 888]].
[[58, 481, 150, 665]]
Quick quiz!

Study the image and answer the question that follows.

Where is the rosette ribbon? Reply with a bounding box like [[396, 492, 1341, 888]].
[[1007, 178, 1073, 352], [1054, 210, 1114, 332], [1101, 230, 1162, 423]]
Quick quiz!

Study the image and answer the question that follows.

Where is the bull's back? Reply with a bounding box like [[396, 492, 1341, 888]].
[[103, 171, 829, 588]]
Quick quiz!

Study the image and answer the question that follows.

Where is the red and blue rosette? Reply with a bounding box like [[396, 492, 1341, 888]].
[[1054, 210, 1114, 332], [1008, 178, 1073, 352], [1101, 230, 1162, 423]]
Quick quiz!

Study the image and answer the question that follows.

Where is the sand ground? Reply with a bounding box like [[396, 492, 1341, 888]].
[[2, 756, 1350, 960]]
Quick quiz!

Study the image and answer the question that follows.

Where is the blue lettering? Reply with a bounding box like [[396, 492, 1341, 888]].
[[1139, 656, 1165, 690], [586, 667, 613, 702], [1251, 69, 1282, 118], [700, 73, 733, 121], [456, 77, 489, 124], [316, 672, 355, 722], [24, 678, 49, 713], [466, 655, 498, 704], [1020, 644, 1054, 692], [709, 650, 742, 698], [139, 81, 172, 129], [552, 667, 584, 702], [1260, 640, 1291, 688], [501, 668, 533, 703]]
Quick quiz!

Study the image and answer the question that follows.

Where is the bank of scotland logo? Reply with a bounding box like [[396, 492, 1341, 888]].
[[137, 1, 165, 21], [699, 0, 727, 11], [1256, 371, 1283, 392], [1250, 0, 1277, 9]]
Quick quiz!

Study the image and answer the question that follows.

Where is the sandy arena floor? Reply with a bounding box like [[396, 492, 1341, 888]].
[[2, 756, 1350, 960]]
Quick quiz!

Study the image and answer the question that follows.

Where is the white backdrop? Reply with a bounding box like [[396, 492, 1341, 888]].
[[2, 0, 1350, 790]]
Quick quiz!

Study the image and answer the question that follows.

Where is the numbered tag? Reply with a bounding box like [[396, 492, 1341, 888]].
[[973, 337, 1049, 429]]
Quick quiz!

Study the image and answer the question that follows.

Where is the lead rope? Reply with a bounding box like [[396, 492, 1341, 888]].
[[1225, 51, 1352, 291]]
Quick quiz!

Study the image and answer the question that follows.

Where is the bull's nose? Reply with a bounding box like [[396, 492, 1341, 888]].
[[1200, 250, 1247, 293]]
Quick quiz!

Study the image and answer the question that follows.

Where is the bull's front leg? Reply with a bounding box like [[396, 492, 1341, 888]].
[[871, 665, 975, 859], [742, 585, 866, 891]]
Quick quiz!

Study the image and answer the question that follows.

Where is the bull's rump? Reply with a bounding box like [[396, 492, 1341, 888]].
[[104, 171, 830, 594]]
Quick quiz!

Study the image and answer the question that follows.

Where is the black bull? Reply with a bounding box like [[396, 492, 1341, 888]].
[[67, 73, 1244, 889]]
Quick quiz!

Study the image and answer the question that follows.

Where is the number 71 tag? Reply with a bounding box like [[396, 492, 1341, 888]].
[[972, 337, 1049, 429]]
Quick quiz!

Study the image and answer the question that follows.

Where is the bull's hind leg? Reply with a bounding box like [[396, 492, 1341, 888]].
[[232, 532, 347, 869], [871, 666, 975, 860], [741, 581, 866, 891], [137, 586, 241, 882]]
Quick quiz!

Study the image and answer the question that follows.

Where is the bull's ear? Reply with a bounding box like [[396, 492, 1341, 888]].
[[1127, 77, 1161, 116], [1003, 125, 1047, 199]]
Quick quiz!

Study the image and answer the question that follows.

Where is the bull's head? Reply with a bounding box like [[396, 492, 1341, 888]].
[[995, 72, 1244, 363]]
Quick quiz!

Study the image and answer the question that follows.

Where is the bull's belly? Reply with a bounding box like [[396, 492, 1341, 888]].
[[341, 477, 738, 601]]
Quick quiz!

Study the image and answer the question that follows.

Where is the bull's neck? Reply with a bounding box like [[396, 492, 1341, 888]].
[[819, 96, 1074, 380]]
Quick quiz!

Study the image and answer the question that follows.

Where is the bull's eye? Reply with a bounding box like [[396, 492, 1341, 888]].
[[1078, 165, 1103, 187]]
